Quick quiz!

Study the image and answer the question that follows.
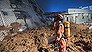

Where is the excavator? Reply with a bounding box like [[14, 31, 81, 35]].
[[48, 14, 70, 52]]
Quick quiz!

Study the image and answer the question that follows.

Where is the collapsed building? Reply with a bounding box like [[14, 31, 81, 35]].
[[0, 0, 46, 28], [0, 0, 92, 52]]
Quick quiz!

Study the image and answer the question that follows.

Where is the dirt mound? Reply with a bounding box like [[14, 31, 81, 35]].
[[10, 22, 22, 33], [0, 26, 55, 52], [0, 23, 92, 52], [0, 25, 7, 30], [67, 23, 92, 52]]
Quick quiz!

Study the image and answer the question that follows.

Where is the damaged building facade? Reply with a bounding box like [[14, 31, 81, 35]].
[[0, 0, 46, 28], [67, 8, 92, 24]]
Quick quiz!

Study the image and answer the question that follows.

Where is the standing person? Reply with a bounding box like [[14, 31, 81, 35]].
[[54, 14, 67, 52], [53, 14, 64, 39]]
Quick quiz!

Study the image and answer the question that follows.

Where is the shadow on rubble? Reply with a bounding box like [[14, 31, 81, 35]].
[[74, 40, 92, 52], [38, 47, 48, 52]]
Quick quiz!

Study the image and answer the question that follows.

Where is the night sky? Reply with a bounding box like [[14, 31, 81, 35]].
[[36, 0, 92, 12]]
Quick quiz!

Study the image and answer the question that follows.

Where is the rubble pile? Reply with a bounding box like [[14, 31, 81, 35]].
[[0, 22, 92, 52], [0, 26, 7, 30], [10, 22, 22, 32], [0, 22, 21, 41], [67, 23, 92, 52], [0, 24, 55, 52]]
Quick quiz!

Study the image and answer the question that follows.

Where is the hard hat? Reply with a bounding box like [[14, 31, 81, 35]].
[[56, 14, 64, 20]]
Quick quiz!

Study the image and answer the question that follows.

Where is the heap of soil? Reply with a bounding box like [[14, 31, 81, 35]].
[[10, 22, 22, 33], [67, 23, 92, 52], [0, 23, 92, 52], [0, 26, 55, 52], [0, 26, 7, 30]]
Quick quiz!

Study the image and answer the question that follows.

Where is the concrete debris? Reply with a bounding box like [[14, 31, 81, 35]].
[[10, 22, 22, 33], [0, 22, 22, 41], [0, 23, 92, 52], [18, 26, 27, 32], [0, 26, 7, 30], [0, 30, 8, 41], [89, 26, 92, 29]]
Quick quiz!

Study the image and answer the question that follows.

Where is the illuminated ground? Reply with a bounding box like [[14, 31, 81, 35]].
[[0, 23, 92, 52]]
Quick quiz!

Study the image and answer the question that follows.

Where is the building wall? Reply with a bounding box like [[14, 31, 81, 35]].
[[68, 8, 92, 14], [0, 13, 3, 26], [0, 0, 46, 28], [0, 0, 17, 26], [64, 15, 73, 22], [68, 8, 92, 24]]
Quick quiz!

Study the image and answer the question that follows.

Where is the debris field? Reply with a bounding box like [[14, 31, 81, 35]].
[[0, 22, 92, 52]]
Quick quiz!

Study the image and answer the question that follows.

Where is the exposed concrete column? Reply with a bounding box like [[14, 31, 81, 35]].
[[0, 12, 5, 26], [63, 15, 66, 22], [88, 13, 91, 21], [73, 14, 76, 23]]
